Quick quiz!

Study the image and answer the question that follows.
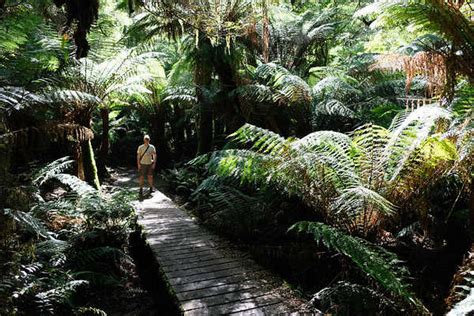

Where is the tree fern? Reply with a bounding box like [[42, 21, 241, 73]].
[[199, 106, 466, 234]]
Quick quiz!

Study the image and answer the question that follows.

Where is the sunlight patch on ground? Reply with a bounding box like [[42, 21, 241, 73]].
[[115, 176, 133, 183]]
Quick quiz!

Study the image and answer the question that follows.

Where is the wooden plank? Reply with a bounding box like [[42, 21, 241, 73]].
[[157, 242, 217, 254], [175, 280, 259, 301], [168, 268, 262, 286], [166, 261, 245, 278], [161, 257, 240, 273], [172, 274, 257, 293], [184, 293, 283, 315], [152, 247, 222, 261], [146, 230, 205, 238], [155, 238, 218, 250], [181, 291, 280, 312], [159, 254, 229, 267], [154, 245, 225, 257]]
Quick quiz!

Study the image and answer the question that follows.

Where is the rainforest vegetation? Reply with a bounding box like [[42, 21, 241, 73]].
[[0, 0, 473, 315]]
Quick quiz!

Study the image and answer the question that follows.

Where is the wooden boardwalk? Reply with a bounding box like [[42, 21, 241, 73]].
[[135, 190, 307, 315]]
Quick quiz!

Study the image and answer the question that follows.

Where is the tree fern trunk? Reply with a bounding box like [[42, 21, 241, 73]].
[[214, 55, 244, 135], [197, 100, 213, 155], [171, 106, 185, 160], [195, 41, 213, 156], [75, 142, 85, 181], [154, 104, 171, 169], [99, 107, 109, 163]]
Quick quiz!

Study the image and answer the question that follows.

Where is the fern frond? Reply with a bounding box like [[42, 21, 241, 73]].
[[228, 123, 291, 155], [383, 105, 451, 182], [32, 157, 74, 186], [75, 307, 107, 316], [290, 221, 427, 313], [52, 174, 97, 196], [206, 149, 276, 186], [3, 209, 51, 239]]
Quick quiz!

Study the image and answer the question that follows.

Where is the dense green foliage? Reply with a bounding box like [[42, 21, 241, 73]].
[[1, 158, 136, 314], [1, 0, 473, 314]]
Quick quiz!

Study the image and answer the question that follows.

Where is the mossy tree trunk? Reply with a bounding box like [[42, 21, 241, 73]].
[[81, 139, 100, 190]]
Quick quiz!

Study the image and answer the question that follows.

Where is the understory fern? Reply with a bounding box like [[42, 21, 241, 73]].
[[1, 159, 135, 315], [290, 221, 428, 313]]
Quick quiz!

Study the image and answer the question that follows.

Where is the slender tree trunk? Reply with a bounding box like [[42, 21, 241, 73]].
[[262, 0, 270, 63], [195, 42, 213, 156], [97, 107, 110, 178], [470, 180, 474, 238], [81, 139, 100, 190]]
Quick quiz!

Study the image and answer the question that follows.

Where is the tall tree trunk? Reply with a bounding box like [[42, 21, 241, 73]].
[[171, 105, 185, 160], [195, 42, 213, 156], [150, 104, 171, 169], [197, 98, 213, 155]]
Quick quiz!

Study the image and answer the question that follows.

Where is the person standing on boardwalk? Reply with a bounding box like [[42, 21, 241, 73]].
[[137, 135, 156, 195]]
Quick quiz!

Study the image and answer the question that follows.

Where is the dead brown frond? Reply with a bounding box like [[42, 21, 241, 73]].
[[371, 51, 448, 98]]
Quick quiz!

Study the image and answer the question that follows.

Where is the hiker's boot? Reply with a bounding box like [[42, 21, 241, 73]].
[[149, 187, 154, 194]]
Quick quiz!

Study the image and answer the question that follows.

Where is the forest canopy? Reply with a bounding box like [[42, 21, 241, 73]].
[[1, 0, 473, 315]]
